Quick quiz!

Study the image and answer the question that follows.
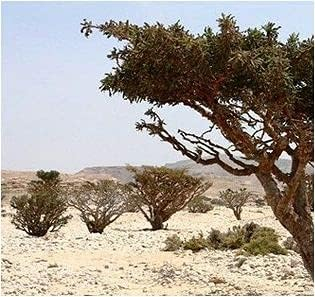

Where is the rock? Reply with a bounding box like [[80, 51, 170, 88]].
[[104, 265, 109, 269], [235, 257, 247, 268], [2, 258, 13, 265]]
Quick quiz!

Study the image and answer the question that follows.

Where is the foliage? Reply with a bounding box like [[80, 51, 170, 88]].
[[209, 198, 225, 206], [183, 233, 210, 252], [219, 188, 253, 220], [222, 225, 246, 249], [207, 229, 224, 249], [128, 166, 211, 230], [242, 227, 287, 255], [187, 195, 213, 213], [10, 170, 71, 237], [82, 15, 314, 277], [163, 234, 183, 251], [67, 180, 130, 233]]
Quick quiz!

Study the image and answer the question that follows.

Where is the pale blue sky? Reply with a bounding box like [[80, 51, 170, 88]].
[[2, 1, 314, 173]]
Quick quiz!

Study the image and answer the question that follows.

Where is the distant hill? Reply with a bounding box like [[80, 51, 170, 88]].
[[77, 156, 313, 199], [78, 156, 311, 182]]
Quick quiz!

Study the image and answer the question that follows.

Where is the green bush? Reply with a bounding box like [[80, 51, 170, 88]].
[[10, 170, 71, 237], [207, 229, 224, 249], [163, 234, 183, 251], [222, 226, 245, 249], [242, 227, 287, 255], [187, 196, 214, 213], [183, 233, 210, 252]]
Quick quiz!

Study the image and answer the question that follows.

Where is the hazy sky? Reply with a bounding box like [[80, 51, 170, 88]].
[[2, 1, 314, 173]]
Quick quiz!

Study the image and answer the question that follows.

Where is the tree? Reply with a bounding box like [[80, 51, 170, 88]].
[[305, 174, 314, 212], [81, 15, 314, 278], [10, 170, 71, 237], [128, 166, 211, 230], [67, 180, 130, 233], [219, 188, 252, 220]]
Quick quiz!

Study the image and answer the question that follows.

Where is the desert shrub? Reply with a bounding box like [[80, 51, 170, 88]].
[[242, 227, 287, 255], [10, 170, 71, 237], [219, 188, 253, 220], [128, 166, 211, 230], [68, 180, 130, 233], [187, 196, 213, 213], [207, 229, 224, 249], [183, 233, 210, 252], [242, 222, 260, 243], [163, 234, 183, 251], [222, 226, 245, 249], [209, 197, 225, 206]]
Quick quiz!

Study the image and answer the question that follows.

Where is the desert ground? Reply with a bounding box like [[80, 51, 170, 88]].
[[1, 202, 313, 296]]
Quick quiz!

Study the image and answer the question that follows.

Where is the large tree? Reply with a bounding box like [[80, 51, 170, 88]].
[[81, 15, 314, 278]]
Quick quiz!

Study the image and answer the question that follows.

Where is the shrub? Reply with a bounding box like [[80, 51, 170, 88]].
[[183, 233, 210, 252], [242, 227, 287, 255], [207, 229, 224, 249], [187, 196, 214, 213], [128, 166, 211, 230], [222, 225, 245, 249], [68, 180, 130, 233], [10, 170, 71, 237], [209, 198, 225, 206], [242, 222, 260, 243], [219, 188, 253, 220], [163, 234, 183, 251]]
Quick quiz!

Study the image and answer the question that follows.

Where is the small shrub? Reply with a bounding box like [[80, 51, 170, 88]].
[[207, 229, 224, 249], [10, 170, 71, 237], [219, 188, 253, 220], [209, 198, 225, 206], [163, 234, 183, 251], [183, 233, 210, 252], [243, 227, 287, 255], [242, 222, 260, 243], [68, 180, 130, 234], [222, 226, 245, 249], [187, 196, 213, 213]]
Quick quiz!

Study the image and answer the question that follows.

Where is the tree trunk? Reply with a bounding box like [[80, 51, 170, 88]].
[[233, 209, 241, 220], [256, 172, 314, 280], [150, 213, 164, 230], [277, 209, 314, 279]]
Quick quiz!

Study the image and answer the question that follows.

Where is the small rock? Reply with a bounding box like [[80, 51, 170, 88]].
[[235, 257, 246, 268], [48, 263, 58, 268], [104, 265, 109, 269]]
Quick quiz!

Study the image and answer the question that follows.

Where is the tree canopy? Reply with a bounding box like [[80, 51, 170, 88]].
[[81, 14, 314, 278]]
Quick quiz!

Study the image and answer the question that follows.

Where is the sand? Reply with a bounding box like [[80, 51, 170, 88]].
[[1, 205, 313, 296]]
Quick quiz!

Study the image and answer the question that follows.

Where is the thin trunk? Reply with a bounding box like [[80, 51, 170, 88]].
[[150, 213, 164, 230]]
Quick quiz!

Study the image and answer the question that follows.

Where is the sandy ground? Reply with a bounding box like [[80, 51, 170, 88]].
[[1, 205, 314, 296]]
